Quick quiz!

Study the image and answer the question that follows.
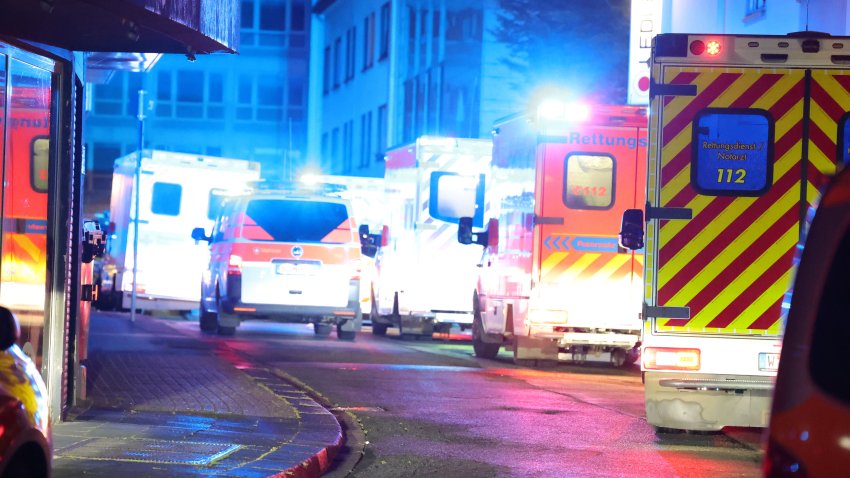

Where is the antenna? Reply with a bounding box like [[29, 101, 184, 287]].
[[805, 0, 810, 31]]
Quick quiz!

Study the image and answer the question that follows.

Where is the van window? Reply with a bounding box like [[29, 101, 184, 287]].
[[429, 172, 485, 227], [241, 198, 352, 243], [691, 108, 773, 196], [563, 153, 615, 210], [151, 182, 182, 216], [839, 112, 850, 166], [809, 223, 850, 404], [208, 188, 227, 220], [31, 136, 49, 193]]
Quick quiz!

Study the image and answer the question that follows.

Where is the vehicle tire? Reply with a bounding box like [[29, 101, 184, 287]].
[[337, 326, 356, 341], [472, 295, 501, 359], [314, 323, 333, 337], [213, 288, 236, 336], [372, 322, 388, 336], [199, 303, 218, 334]]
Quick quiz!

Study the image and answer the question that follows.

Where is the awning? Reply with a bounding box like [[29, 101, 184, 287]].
[[0, 0, 239, 55]]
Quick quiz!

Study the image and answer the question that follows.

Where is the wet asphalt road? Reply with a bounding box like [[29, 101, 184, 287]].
[[166, 318, 764, 478]]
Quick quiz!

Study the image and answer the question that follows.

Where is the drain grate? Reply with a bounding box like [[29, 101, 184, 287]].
[[59, 438, 242, 465]]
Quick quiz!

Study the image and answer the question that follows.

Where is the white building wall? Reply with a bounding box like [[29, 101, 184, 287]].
[[665, 0, 850, 35], [310, 0, 391, 178]]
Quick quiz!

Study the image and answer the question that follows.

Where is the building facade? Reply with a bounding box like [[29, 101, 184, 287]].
[[308, 0, 524, 178], [84, 0, 310, 216]]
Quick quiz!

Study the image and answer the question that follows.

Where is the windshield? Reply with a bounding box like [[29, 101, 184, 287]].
[[239, 198, 352, 243]]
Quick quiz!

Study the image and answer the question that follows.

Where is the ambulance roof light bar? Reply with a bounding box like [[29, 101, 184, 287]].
[[536, 98, 590, 123]]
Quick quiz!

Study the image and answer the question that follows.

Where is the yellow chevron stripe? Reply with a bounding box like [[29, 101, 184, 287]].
[[661, 179, 799, 302], [591, 254, 632, 281], [11, 235, 43, 262], [660, 69, 723, 121], [541, 252, 568, 279], [814, 70, 850, 110], [725, 266, 794, 332], [559, 253, 601, 281], [751, 71, 804, 112], [658, 133, 802, 288], [688, 223, 797, 328]]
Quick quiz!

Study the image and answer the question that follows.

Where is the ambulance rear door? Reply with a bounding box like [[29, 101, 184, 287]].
[[646, 34, 848, 354], [536, 115, 646, 330]]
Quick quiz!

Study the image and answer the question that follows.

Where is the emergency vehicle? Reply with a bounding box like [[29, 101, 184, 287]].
[[619, 32, 849, 431], [0, 85, 50, 315], [458, 104, 647, 365], [99, 150, 261, 312], [300, 174, 385, 317], [371, 136, 491, 337], [191, 184, 363, 338]]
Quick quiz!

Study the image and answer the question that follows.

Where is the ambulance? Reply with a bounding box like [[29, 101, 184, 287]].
[[100, 150, 261, 312], [371, 137, 491, 337], [458, 104, 647, 365], [619, 32, 849, 431]]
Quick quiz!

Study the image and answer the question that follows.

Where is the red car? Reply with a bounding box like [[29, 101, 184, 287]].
[[0, 306, 51, 478], [765, 166, 850, 476]]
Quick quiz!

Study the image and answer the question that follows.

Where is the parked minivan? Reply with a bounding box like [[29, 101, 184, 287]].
[[192, 188, 363, 339], [764, 166, 850, 476]]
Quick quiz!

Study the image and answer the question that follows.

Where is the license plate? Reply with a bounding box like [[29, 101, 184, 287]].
[[758, 352, 780, 372], [276, 263, 317, 275]]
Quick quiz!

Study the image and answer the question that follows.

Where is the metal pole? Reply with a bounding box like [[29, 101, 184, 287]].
[[131, 89, 146, 322]]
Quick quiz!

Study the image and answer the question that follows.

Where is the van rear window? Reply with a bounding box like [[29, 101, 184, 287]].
[[241, 199, 352, 243]]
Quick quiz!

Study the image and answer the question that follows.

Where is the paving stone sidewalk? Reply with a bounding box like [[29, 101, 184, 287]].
[[52, 311, 343, 477]]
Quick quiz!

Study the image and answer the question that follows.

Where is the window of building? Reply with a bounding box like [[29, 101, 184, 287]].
[[257, 76, 284, 122], [380, 2, 391, 60], [563, 154, 615, 210], [323, 46, 331, 95], [345, 27, 357, 82], [125, 73, 143, 117], [291, 1, 306, 31], [376, 104, 388, 162], [237, 75, 254, 121], [242, 0, 255, 28], [745, 0, 766, 18], [93, 75, 124, 116], [360, 111, 372, 168], [331, 127, 340, 171], [208, 72, 224, 119], [363, 13, 375, 70], [260, 0, 286, 31], [691, 108, 773, 196], [333, 37, 342, 89], [403, 80, 414, 142], [289, 77, 304, 106], [151, 182, 182, 216], [91, 143, 122, 172], [343, 120, 353, 173], [155, 71, 173, 117], [176, 70, 204, 118]]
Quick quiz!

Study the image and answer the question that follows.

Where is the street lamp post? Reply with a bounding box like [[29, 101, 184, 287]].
[[130, 89, 146, 322]]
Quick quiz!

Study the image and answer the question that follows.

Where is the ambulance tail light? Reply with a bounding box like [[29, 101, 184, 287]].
[[227, 255, 243, 275], [643, 347, 700, 371], [690, 39, 722, 57]]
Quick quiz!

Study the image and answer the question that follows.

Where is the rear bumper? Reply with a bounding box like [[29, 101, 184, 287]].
[[644, 371, 775, 431], [221, 278, 361, 322]]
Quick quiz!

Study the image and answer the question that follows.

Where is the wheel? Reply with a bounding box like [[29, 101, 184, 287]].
[[199, 303, 218, 334], [211, 288, 237, 336], [337, 327, 356, 341], [472, 295, 501, 359], [372, 322, 388, 336], [314, 323, 333, 337]]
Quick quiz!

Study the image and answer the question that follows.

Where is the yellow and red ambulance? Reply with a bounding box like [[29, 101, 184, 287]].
[[620, 32, 849, 431], [459, 103, 647, 365]]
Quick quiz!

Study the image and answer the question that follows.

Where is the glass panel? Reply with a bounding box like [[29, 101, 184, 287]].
[[260, 0, 286, 31], [241, 0, 255, 29], [692, 109, 773, 196], [564, 154, 615, 210], [151, 182, 182, 216], [242, 199, 350, 243], [3, 58, 53, 367], [177, 71, 203, 102]]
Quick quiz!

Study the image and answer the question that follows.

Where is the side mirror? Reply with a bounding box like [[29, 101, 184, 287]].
[[358, 224, 370, 239], [458, 216, 475, 245], [0, 306, 20, 350], [619, 209, 645, 251], [458, 216, 492, 247], [191, 227, 210, 243]]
